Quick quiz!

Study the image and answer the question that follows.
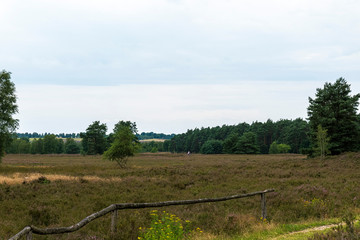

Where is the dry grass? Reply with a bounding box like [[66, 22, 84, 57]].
[[0, 173, 124, 185], [2, 153, 360, 239]]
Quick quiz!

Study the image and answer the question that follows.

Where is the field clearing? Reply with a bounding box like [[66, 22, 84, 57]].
[[139, 138, 166, 142], [2, 153, 360, 239]]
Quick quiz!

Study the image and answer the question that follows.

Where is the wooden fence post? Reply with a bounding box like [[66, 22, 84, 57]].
[[261, 193, 267, 220], [111, 209, 118, 234], [26, 231, 32, 240]]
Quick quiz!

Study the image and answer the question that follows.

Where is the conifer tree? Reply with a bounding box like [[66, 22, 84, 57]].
[[307, 78, 360, 154]]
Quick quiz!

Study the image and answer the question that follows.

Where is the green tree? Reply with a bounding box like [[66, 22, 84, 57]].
[[43, 134, 58, 154], [0, 70, 18, 161], [307, 78, 360, 154], [269, 141, 279, 154], [30, 138, 44, 154], [223, 132, 239, 154], [200, 140, 223, 154], [103, 122, 140, 167], [235, 132, 259, 154], [316, 125, 330, 158], [269, 141, 291, 154], [81, 121, 108, 155], [278, 143, 291, 153], [56, 138, 65, 154], [65, 138, 81, 154]]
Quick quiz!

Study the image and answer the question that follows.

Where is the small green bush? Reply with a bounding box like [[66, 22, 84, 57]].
[[138, 210, 201, 240]]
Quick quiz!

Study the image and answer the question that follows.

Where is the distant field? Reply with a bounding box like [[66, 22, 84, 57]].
[[2, 153, 360, 239], [139, 138, 166, 142], [29, 138, 82, 142]]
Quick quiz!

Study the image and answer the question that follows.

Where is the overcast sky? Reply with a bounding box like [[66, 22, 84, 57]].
[[2, 0, 360, 134]]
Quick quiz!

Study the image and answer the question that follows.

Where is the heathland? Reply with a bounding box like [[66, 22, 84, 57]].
[[2, 153, 360, 239]]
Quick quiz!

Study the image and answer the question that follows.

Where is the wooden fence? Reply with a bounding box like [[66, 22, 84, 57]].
[[9, 189, 275, 240]]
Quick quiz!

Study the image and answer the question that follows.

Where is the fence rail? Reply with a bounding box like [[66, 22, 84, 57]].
[[9, 189, 275, 240]]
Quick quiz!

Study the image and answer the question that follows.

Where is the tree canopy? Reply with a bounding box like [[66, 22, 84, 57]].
[[80, 121, 108, 155], [307, 78, 360, 155], [165, 119, 310, 154], [0, 70, 18, 161], [103, 121, 140, 167]]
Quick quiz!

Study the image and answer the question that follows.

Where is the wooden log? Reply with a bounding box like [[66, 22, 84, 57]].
[[14, 189, 275, 236], [8, 226, 31, 240], [31, 204, 117, 235]]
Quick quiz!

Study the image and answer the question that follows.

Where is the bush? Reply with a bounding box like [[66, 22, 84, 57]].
[[138, 210, 202, 240], [200, 140, 223, 154]]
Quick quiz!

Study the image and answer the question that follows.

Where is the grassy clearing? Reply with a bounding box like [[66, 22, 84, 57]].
[[2, 153, 360, 239]]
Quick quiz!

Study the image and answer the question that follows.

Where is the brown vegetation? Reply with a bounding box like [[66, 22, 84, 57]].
[[2, 153, 360, 239]]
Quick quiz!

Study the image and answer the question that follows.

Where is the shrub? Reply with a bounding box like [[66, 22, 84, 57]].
[[200, 140, 223, 154], [138, 210, 201, 240]]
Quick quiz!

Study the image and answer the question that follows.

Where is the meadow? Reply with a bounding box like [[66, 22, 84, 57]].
[[2, 153, 360, 239]]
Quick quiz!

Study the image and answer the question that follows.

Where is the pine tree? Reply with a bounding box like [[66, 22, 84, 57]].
[[307, 78, 360, 154]]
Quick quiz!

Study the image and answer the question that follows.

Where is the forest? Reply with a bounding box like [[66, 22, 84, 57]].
[[165, 118, 310, 154], [6, 118, 309, 155]]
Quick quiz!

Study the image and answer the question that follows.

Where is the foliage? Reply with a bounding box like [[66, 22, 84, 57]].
[[0, 70, 18, 162], [137, 132, 175, 140], [169, 119, 310, 154], [65, 138, 81, 154], [223, 133, 239, 154], [200, 139, 223, 154], [103, 121, 140, 167], [6, 137, 81, 154], [308, 78, 360, 155], [315, 125, 330, 158], [138, 210, 199, 240], [81, 121, 107, 155], [235, 132, 260, 154], [43, 134, 63, 154], [6, 138, 30, 154], [140, 141, 164, 153], [17, 132, 80, 139], [269, 141, 291, 154], [310, 212, 359, 240]]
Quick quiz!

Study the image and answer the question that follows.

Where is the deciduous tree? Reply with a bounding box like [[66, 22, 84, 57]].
[[0, 70, 18, 161], [316, 125, 330, 158], [103, 121, 139, 167]]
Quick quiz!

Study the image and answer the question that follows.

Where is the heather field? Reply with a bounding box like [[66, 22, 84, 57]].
[[2, 153, 360, 239]]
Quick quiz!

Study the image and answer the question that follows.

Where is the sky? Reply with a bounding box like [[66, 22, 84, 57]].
[[1, 0, 360, 134]]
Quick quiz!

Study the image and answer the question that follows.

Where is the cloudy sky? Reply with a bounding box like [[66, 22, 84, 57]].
[[2, 0, 360, 134]]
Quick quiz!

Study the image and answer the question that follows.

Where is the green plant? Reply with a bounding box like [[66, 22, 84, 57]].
[[302, 198, 329, 218], [138, 210, 201, 240]]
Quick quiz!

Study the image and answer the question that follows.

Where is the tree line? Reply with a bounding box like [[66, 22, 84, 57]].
[[16, 132, 81, 139], [6, 135, 81, 154], [164, 118, 310, 154]]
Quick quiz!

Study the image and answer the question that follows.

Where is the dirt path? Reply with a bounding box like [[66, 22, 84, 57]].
[[271, 223, 340, 240]]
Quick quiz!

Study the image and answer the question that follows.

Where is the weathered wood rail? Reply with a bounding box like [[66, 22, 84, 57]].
[[9, 189, 275, 240]]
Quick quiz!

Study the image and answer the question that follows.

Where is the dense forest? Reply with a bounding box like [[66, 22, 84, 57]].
[[7, 119, 309, 155], [165, 118, 310, 154], [137, 132, 175, 140]]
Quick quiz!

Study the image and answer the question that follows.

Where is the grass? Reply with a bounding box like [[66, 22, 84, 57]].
[[2, 153, 360, 239]]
